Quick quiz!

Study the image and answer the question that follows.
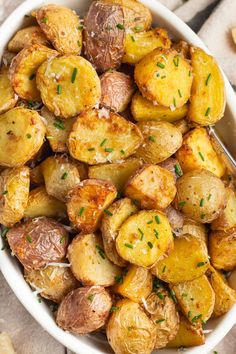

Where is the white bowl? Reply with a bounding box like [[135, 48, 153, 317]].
[[0, 1, 236, 353]]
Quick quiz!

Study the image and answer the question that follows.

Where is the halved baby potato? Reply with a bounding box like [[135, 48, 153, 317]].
[[9, 44, 58, 101], [134, 48, 193, 107], [68, 109, 143, 164], [158, 158, 183, 182], [211, 187, 236, 230], [0, 107, 45, 167], [173, 118, 190, 135], [8, 26, 50, 53], [116, 210, 174, 267], [188, 47, 225, 126], [0, 66, 18, 114]]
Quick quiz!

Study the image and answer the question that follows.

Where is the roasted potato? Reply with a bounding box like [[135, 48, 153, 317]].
[[25, 264, 79, 303], [8, 26, 49, 53], [228, 269, 236, 291], [181, 218, 208, 248], [125, 165, 176, 210], [0, 66, 18, 114], [0, 108, 45, 167], [176, 127, 226, 178], [174, 169, 227, 223], [172, 40, 190, 58], [74, 161, 88, 181], [211, 187, 236, 230], [41, 155, 80, 202], [158, 158, 183, 182], [106, 299, 157, 354], [164, 205, 184, 232], [131, 91, 188, 122], [0, 166, 30, 227], [84, 1, 125, 72], [100, 71, 134, 112], [113, 265, 153, 302], [36, 55, 101, 118], [152, 235, 209, 283], [67, 179, 117, 233], [7, 217, 69, 271], [101, 198, 138, 266], [24, 186, 66, 219], [171, 275, 215, 324], [67, 233, 121, 286], [88, 158, 143, 193], [123, 28, 171, 65], [68, 109, 143, 164], [30, 165, 44, 186], [116, 210, 174, 267], [134, 48, 193, 107], [173, 118, 190, 135], [9, 44, 58, 101], [35, 4, 83, 55], [143, 289, 179, 349], [135, 121, 182, 164], [56, 286, 112, 334], [188, 47, 225, 126]]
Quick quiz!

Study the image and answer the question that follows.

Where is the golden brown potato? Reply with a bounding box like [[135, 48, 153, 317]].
[[172, 40, 190, 58], [0, 66, 18, 114], [164, 205, 184, 233], [176, 127, 226, 178], [30, 165, 44, 186], [158, 158, 183, 182], [41, 155, 80, 202], [36, 55, 101, 118], [173, 118, 190, 135], [0, 166, 30, 227], [189, 47, 225, 126], [143, 290, 179, 349], [116, 210, 174, 267], [113, 265, 153, 302], [171, 275, 215, 324], [209, 227, 236, 271], [84, 1, 125, 72], [56, 286, 112, 334], [9, 44, 58, 101], [67, 233, 121, 286], [36, 4, 82, 55], [211, 187, 236, 230], [125, 165, 176, 210], [123, 28, 171, 65], [174, 169, 227, 223], [106, 299, 156, 354], [100, 71, 134, 112], [134, 48, 193, 107], [24, 186, 66, 219], [131, 91, 188, 122], [67, 179, 117, 233], [152, 235, 209, 283], [25, 264, 79, 303], [68, 109, 143, 164], [8, 26, 50, 53], [135, 121, 182, 164], [181, 218, 208, 248], [101, 198, 138, 267], [7, 217, 69, 271], [88, 158, 143, 193]]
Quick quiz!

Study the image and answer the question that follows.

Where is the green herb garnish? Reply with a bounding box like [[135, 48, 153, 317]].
[[116, 23, 125, 30], [78, 207, 85, 216], [105, 148, 113, 153], [197, 261, 205, 267], [57, 84, 62, 95], [157, 62, 165, 69], [148, 135, 156, 142], [124, 243, 133, 249], [200, 198, 204, 207], [147, 241, 153, 249], [71, 68, 77, 83], [26, 235, 33, 243], [174, 164, 182, 177], [61, 172, 68, 180], [205, 73, 212, 86], [155, 215, 161, 224], [205, 107, 211, 116], [104, 209, 113, 216], [198, 151, 205, 161], [87, 294, 95, 301], [100, 139, 107, 147], [54, 118, 65, 130]]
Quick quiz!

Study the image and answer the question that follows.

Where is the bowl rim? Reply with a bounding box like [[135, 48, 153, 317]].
[[1, 1, 236, 354]]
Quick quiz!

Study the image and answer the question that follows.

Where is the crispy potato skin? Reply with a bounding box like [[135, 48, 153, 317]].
[[67, 233, 121, 286], [56, 286, 112, 334], [0, 108, 45, 167], [67, 179, 117, 233], [30, 165, 44, 186], [36, 5, 82, 55], [84, 1, 125, 72], [174, 169, 227, 223], [0, 66, 18, 114], [25, 265, 79, 303], [9, 44, 58, 101], [8, 26, 50, 53], [125, 165, 176, 210], [176, 127, 226, 178], [37, 56, 101, 118], [0, 167, 30, 227], [100, 71, 134, 112], [101, 198, 138, 267], [189, 47, 226, 126], [134, 48, 193, 107], [116, 210, 174, 268], [68, 109, 143, 165], [135, 121, 182, 164], [211, 187, 236, 230], [106, 299, 157, 354], [158, 158, 183, 182], [7, 217, 69, 271], [172, 40, 190, 58]]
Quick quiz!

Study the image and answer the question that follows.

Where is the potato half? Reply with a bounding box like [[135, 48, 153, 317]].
[[211, 187, 236, 230], [8, 26, 49, 53], [0, 66, 18, 114]]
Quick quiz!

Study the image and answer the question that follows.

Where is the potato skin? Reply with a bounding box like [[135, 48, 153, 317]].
[[8, 26, 49, 53], [164, 205, 184, 231], [211, 187, 236, 230], [0, 66, 18, 114], [7, 217, 69, 271], [56, 286, 112, 334], [84, 1, 125, 72], [158, 158, 183, 182]]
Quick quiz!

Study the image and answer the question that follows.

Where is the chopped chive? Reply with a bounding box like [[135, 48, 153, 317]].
[[105, 148, 113, 153], [78, 207, 84, 216], [197, 261, 205, 267], [87, 294, 95, 301], [148, 135, 156, 142], [178, 201, 186, 208], [198, 151, 205, 161], [1, 227, 9, 239], [156, 73, 160, 77], [147, 220, 153, 225], [120, 149, 125, 155], [147, 241, 153, 249], [213, 351, 218, 354], [61, 172, 68, 180], [205, 107, 211, 116], [77, 40, 81, 47], [200, 198, 204, 207], [54, 118, 65, 130], [157, 62, 165, 69], [78, 25, 84, 30], [157, 292, 164, 300], [173, 56, 179, 67], [96, 245, 106, 259], [173, 97, 176, 107], [104, 209, 113, 216], [189, 70, 191, 76], [57, 84, 62, 95], [182, 293, 188, 297], [42, 17, 48, 24], [2, 190, 8, 196], [46, 136, 53, 140], [60, 236, 65, 244], [26, 133, 32, 139], [188, 311, 192, 318], [38, 298, 42, 303], [26, 235, 33, 243], [71, 68, 77, 83], [201, 213, 206, 220], [88, 147, 95, 151], [131, 35, 135, 42], [162, 265, 166, 273], [154, 229, 159, 239], [178, 89, 182, 98], [134, 25, 143, 31], [115, 275, 123, 284], [29, 73, 35, 80], [161, 75, 166, 79], [116, 23, 125, 30], [205, 73, 212, 86], [208, 194, 212, 201], [155, 319, 165, 324], [169, 289, 177, 303], [155, 215, 161, 224], [174, 164, 182, 177], [138, 228, 144, 240], [125, 243, 133, 249], [191, 314, 202, 322], [110, 306, 120, 313], [100, 138, 107, 147]]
